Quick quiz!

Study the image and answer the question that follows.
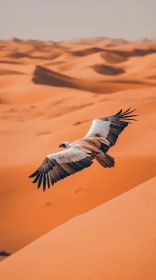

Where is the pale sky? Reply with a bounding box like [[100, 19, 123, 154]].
[[0, 0, 155, 41]]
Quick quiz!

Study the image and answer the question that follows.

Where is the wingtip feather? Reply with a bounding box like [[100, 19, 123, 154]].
[[29, 170, 38, 178]]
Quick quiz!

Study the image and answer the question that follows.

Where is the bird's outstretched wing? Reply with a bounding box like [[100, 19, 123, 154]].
[[85, 108, 138, 152], [29, 148, 94, 191]]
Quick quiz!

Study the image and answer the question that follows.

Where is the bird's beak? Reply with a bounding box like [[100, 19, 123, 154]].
[[59, 144, 63, 148]]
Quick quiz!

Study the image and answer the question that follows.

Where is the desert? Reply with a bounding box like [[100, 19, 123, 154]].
[[0, 37, 156, 278]]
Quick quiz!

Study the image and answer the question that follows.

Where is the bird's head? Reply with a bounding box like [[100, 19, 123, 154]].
[[59, 142, 71, 149]]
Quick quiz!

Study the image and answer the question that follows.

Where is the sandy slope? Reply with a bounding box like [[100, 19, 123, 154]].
[[0, 177, 156, 279], [0, 38, 156, 259]]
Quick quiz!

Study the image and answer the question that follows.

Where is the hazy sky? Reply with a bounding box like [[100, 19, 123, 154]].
[[0, 0, 155, 41]]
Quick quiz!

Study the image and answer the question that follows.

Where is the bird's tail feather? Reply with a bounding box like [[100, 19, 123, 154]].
[[96, 153, 115, 168]]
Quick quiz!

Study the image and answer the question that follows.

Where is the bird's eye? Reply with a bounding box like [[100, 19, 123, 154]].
[[59, 143, 65, 148]]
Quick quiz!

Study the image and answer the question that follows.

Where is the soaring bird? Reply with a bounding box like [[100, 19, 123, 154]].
[[29, 108, 137, 191]]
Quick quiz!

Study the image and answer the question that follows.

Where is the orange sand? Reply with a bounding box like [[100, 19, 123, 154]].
[[0, 177, 156, 279], [0, 37, 156, 274]]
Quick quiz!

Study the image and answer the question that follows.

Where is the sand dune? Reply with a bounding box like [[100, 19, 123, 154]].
[[0, 86, 156, 254], [101, 47, 156, 64], [0, 37, 156, 266], [0, 60, 21, 65], [101, 51, 127, 63], [92, 64, 125, 75], [71, 47, 104, 56], [32, 65, 153, 94], [0, 177, 156, 279], [105, 47, 156, 58], [0, 69, 24, 75]]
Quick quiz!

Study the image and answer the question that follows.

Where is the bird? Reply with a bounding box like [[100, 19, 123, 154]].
[[29, 108, 137, 191]]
